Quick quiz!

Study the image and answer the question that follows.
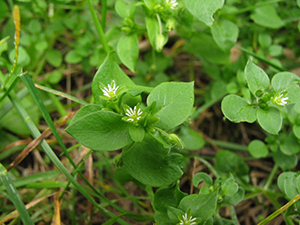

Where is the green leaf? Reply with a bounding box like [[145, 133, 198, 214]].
[[298, 0, 300, 8], [178, 192, 218, 222], [192, 172, 213, 187], [185, 33, 230, 64], [146, 17, 159, 49], [147, 82, 194, 130], [245, 60, 270, 95], [9, 46, 30, 67], [279, 133, 300, 155], [123, 135, 184, 187], [215, 150, 249, 179], [222, 187, 245, 206], [129, 125, 145, 142], [179, 126, 205, 150], [211, 20, 239, 51], [273, 150, 298, 170], [46, 49, 62, 67], [221, 95, 256, 123], [258, 32, 272, 49], [293, 125, 300, 139], [248, 140, 268, 158], [250, 5, 284, 29], [115, 0, 135, 18], [184, 0, 225, 26], [65, 50, 82, 64], [91, 53, 135, 104], [278, 172, 296, 194], [65, 105, 132, 151], [154, 182, 187, 213], [256, 107, 282, 135], [271, 72, 300, 103], [117, 34, 139, 72], [221, 178, 239, 196]]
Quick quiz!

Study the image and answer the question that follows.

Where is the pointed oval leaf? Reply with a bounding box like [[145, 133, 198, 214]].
[[257, 107, 282, 135], [248, 140, 268, 158], [221, 94, 256, 123], [184, 0, 225, 26], [117, 34, 139, 72], [147, 82, 194, 130], [250, 5, 284, 29], [245, 60, 270, 95], [211, 20, 239, 51], [66, 105, 132, 151], [91, 53, 135, 104], [178, 192, 218, 221], [123, 135, 184, 187]]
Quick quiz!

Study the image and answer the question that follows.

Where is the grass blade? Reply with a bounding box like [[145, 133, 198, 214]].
[[0, 163, 34, 225]]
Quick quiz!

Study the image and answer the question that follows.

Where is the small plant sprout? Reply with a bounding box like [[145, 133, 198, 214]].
[[166, 0, 178, 9], [123, 104, 143, 123], [99, 80, 119, 100], [271, 93, 289, 106], [178, 210, 197, 225]]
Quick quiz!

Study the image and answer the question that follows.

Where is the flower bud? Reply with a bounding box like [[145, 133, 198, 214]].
[[166, 18, 176, 31], [155, 34, 165, 52], [168, 133, 185, 149]]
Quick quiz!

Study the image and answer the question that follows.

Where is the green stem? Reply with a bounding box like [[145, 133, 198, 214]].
[[263, 163, 279, 190], [88, 0, 110, 54], [258, 194, 300, 225], [194, 156, 220, 178], [229, 205, 239, 225], [235, 45, 285, 71], [155, 13, 162, 35], [211, 139, 248, 152], [101, 0, 107, 30]]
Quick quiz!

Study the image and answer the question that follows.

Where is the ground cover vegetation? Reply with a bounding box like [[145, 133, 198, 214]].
[[1, 0, 300, 224]]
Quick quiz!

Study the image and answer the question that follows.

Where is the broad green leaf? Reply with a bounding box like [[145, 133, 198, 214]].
[[184, 0, 225, 26], [221, 178, 239, 196], [178, 192, 218, 221], [147, 82, 194, 130], [222, 187, 245, 206], [65, 50, 82, 64], [273, 150, 298, 170], [65, 105, 132, 151], [268, 45, 283, 57], [92, 53, 135, 104], [117, 34, 139, 72], [211, 20, 239, 51], [248, 140, 268, 158], [115, 0, 135, 18], [192, 172, 213, 187], [46, 49, 62, 67], [123, 135, 184, 187], [250, 5, 284, 29], [144, 0, 159, 9], [245, 60, 270, 95], [298, 0, 300, 8], [258, 32, 272, 49], [185, 33, 230, 64], [284, 178, 299, 200], [179, 126, 205, 150], [271, 72, 300, 103], [129, 125, 145, 142], [279, 133, 300, 155], [146, 17, 159, 49], [215, 150, 249, 179], [154, 182, 187, 213], [256, 107, 282, 135], [278, 172, 296, 193], [221, 95, 256, 123], [293, 125, 300, 139], [9, 46, 30, 67]]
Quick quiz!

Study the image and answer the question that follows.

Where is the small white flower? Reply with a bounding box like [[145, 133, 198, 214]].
[[125, 106, 143, 122], [179, 213, 197, 225], [101, 80, 119, 99], [166, 0, 178, 9], [272, 94, 289, 106]]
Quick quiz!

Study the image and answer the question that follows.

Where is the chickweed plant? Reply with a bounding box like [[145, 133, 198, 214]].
[[1, 0, 300, 224]]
